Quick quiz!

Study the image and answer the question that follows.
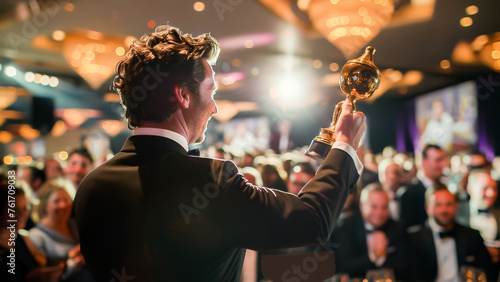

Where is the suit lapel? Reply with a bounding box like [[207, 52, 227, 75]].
[[453, 225, 466, 268], [424, 222, 439, 280], [493, 208, 500, 240]]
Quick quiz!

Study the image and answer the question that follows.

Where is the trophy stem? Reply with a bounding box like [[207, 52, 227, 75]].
[[305, 96, 359, 160], [305, 100, 344, 160]]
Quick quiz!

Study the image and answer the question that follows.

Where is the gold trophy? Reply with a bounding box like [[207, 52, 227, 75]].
[[306, 46, 381, 160]]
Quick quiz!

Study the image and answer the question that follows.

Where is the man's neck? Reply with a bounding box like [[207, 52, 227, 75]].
[[428, 217, 454, 232]]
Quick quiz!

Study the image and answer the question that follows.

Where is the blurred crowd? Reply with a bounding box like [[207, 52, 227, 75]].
[[1, 141, 500, 281]]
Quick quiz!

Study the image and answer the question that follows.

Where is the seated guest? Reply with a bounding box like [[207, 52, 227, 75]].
[[0, 182, 62, 282], [467, 169, 500, 241], [261, 164, 288, 192], [332, 184, 409, 280], [17, 166, 46, 203], [378, 159, 404, 221], [287, 162, 315, 195], [398, 144, 446, 228], [466, 169, 500, 270], [62, 148, 94, 199], [45, 158, 63, 181], [29, 184, 94, 281], [407, 184, 494, 282]]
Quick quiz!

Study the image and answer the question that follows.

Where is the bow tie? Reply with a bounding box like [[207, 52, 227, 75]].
[[439, 230, 454, 239], [477, 209, 491, 215], [366, 228, 380, 234], [188, 148, 200, 156]]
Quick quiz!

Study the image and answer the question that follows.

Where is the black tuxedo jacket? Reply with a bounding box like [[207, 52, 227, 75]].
[[331, 212, 410, 280], [397, 179, 427, 228], [74, 135, 359, 281], [407, 221, 494, 282]]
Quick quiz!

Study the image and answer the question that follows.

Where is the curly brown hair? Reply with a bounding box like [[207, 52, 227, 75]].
[[113, 25, 220, 129]]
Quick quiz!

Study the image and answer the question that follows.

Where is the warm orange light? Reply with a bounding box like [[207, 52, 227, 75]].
[[64, 3, 74, 12], [62, 109, 87, 128], [51, 120, 67, 137], [440, 60, 451, 69], [59, 151, 69, 160], [0, 131, 13, 143], [231, 58, 242, 67], [3, 156, 14, 165], [313, 60, 323, 69], [465, 5, 478, 15], [147, 20, 156, 29], [193, 2, 205, 12], [460, 17, 473, 27], [492, 50, 500, 60], [244, 40, 254, 48], [115, 46, 125, 56], [52, 30, 66, 41], [329, 63, 339, 72], [24, 156, 32, 164], [18, 125, 40, 140], [308, 0, 394, 58], [100, 120, 125, 137], [62, 30, 128, 89]]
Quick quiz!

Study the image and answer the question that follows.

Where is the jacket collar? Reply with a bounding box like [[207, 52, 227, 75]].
[[120, 135, 188, 156]]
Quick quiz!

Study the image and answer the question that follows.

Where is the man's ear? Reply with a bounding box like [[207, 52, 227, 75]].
[[173, 84, 190, 109]]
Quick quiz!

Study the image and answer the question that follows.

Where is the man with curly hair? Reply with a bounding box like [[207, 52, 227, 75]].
[[74, 25, 366, 281]]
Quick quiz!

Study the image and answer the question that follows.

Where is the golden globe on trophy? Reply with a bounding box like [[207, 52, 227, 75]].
[[306, 46, 381, 160]]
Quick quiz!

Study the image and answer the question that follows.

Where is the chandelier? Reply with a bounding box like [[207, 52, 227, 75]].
[[61, 30, 134, 89], [259, 0, 396, 58], [307, 0, 394, 58]]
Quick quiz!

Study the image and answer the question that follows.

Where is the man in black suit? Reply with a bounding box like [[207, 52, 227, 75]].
[[333, 183, 409, 280], [73, 25, 366, 281], [397, 144, 446, 228], [407, 184, 494, 281]]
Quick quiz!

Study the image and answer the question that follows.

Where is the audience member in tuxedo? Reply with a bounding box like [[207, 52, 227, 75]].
[[398, 144, 446, 228], [466, 169, 500, 269], [29, 184, 95, 282], [332, 184, 409, 280], [466, 169, 500, 240], [74, 25, 366, 281], [407, 184, 495, 282], [378, 159, 404, 221], [0, 181, 63, 282], [455, 150, 490, 225]]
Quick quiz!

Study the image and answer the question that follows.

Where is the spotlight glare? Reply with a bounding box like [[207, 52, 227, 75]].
[[5, 66, 16, 77], [25, 72, 35, 82], [49, 77, 59, 87]]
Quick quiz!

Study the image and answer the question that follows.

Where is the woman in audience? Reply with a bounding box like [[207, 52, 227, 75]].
[[29, 183, 94, 281], [0, 179, 63, 281]]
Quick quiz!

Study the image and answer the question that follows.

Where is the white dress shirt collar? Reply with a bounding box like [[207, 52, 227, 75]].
[[417, 171, 435, 189], [133, 127, 188, 152], [428, 218, 459, 282]]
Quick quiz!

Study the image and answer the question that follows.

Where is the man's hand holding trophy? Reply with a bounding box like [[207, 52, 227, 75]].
[[306, 46, 381, 160]]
